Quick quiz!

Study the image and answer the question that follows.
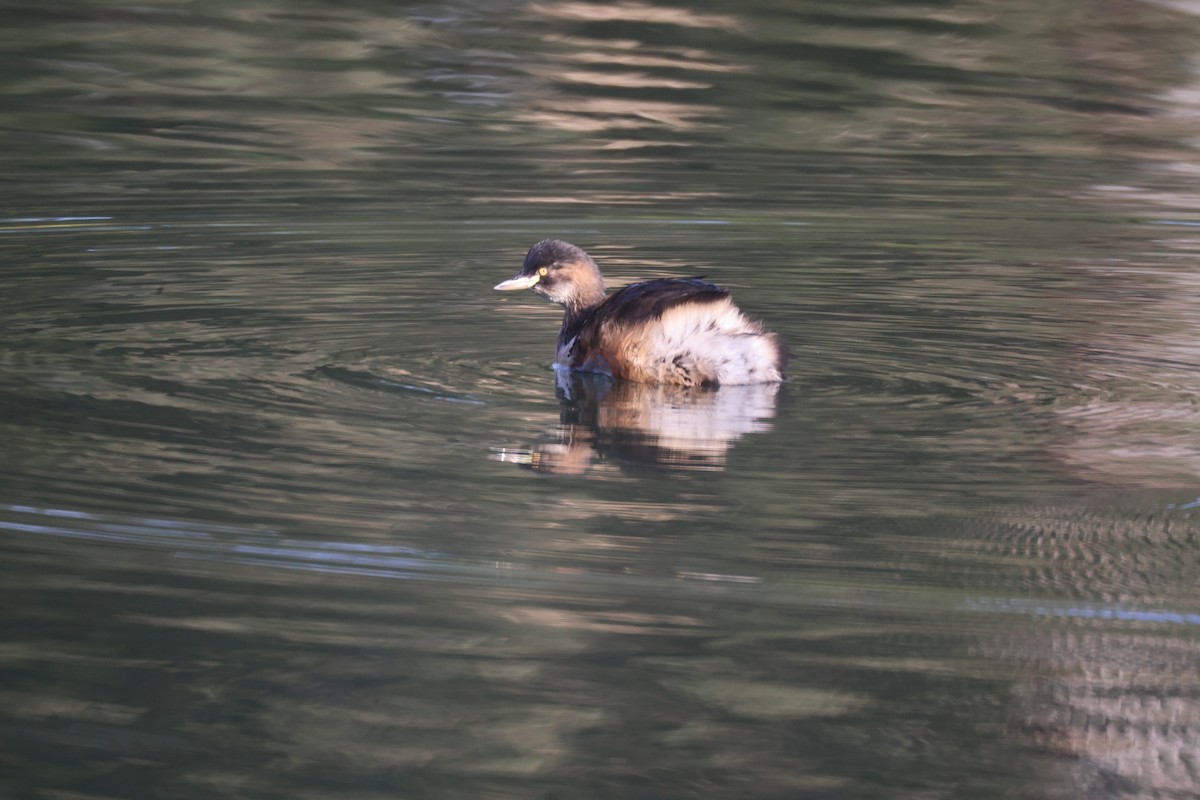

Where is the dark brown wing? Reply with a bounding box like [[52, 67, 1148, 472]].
[[596, 278, 729, 323], [564, 278, 730, 379]]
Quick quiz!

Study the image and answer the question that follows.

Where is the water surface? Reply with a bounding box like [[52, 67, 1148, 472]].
[[4, 0, 1200, 797]]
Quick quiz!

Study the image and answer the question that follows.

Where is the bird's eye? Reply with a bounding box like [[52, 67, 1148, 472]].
[[538, 266, 549, 276]]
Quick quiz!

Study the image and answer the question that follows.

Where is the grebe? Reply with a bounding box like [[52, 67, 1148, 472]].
[[494, 240, 785, 386]]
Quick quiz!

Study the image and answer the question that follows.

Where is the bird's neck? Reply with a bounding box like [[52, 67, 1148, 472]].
[[557, 292, 603, 355], [551, 263, 606, 355], [558, 306, 584, 342], [565, 272, 606, 315]]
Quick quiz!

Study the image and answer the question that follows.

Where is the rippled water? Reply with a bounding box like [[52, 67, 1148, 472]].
[[5, 0, 1200, 797]]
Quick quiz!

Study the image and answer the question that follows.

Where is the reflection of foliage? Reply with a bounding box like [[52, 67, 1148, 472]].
[[5, 0, 1198, 199]]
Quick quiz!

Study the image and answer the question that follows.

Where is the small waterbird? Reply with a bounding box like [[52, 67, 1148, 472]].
[[494, 240, 785, 386]]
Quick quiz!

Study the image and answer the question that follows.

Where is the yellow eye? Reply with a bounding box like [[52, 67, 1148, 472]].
[[538, 267, 548, 276]]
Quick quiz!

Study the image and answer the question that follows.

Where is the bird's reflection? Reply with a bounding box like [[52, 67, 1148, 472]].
[[496, 371, 779, 473]]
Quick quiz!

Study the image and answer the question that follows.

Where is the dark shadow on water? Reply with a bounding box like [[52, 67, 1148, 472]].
[[494, 370, 780, 474], [315, 364, 486, 406]]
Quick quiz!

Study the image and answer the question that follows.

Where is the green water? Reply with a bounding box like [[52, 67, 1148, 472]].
[[4, 0, 1200, 797]]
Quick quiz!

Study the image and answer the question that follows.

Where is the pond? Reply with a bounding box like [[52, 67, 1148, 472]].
[[3, 0, 1200, 797]]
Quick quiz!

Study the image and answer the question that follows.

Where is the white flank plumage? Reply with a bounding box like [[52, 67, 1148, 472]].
[[638, 298, 783, 385]]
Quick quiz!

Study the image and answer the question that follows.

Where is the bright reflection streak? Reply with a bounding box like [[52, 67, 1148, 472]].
[[529, 1, 740, 29], [966, 597, 1200, 625]]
